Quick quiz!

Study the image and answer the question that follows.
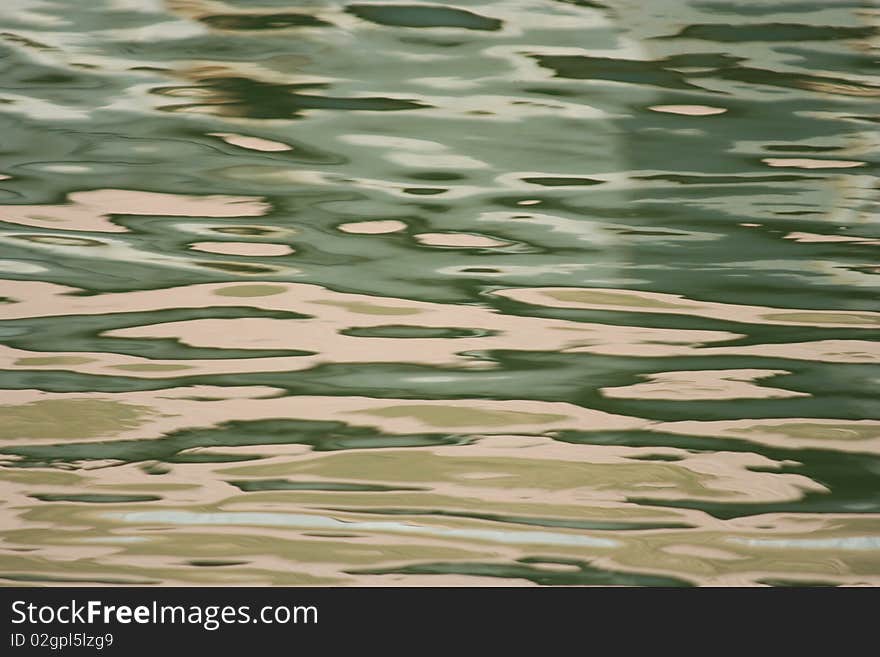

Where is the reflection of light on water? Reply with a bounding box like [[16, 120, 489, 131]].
[[0, 259, 47, 274], [77, 536, 149, 544], [730, 536, 880, 551], [405, 375, 513, 384], [105, 510, 619, 549], [0, 0, 877, 586]]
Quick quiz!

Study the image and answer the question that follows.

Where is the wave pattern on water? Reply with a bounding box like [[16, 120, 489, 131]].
[[0, 0, 878, 586]]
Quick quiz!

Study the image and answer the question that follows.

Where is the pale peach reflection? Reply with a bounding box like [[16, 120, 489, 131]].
[[207, 132, 293, 152], [1, 282, 876, 390], [414, 232, 510, 248], [648, 105, 727, 116], [188, 241, 293, 256], [784, 231, 880, 245], [0, 189, 269, 232], [0, 281, 746, 372], [601, 369, 809, 401], [762, 158, 866, 169], [337, 220, 408, 234]]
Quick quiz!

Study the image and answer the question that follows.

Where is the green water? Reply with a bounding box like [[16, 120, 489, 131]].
[[0, 0, 878, 586]]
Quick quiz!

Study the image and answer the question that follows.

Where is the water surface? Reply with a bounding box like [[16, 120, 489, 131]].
[[0, 0, 878, 586]]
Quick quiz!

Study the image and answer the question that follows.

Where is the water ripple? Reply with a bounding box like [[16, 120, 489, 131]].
[[0, 0, 877, 586]]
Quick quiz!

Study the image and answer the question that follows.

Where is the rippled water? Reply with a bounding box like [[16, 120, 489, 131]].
[[0, 0, 878, 586]]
